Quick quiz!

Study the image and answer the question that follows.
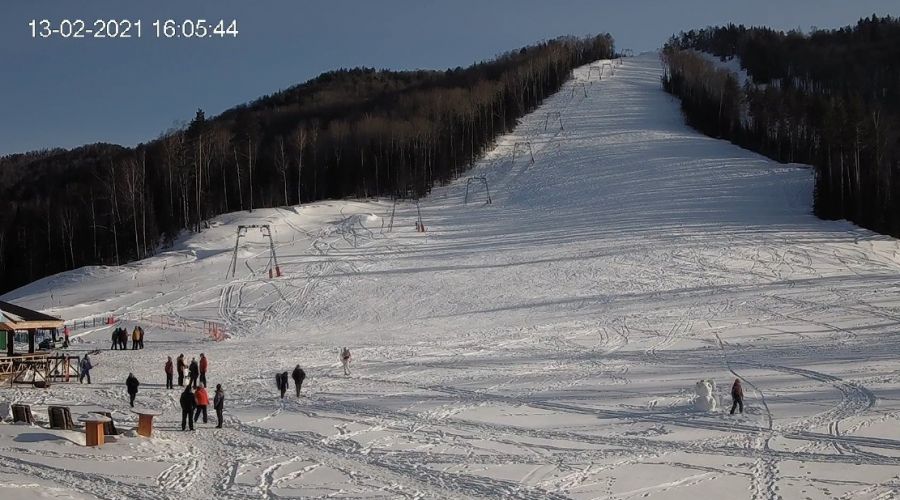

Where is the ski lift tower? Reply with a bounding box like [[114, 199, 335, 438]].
[[226, 224, 282, 279]]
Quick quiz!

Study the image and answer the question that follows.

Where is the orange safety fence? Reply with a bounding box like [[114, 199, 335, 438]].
[[63, 316, 118, 332], [138, 314, 229, 342]]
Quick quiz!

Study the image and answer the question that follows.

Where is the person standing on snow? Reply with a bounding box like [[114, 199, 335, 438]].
[[340, 347, 352, 376], [291, 364, 306, 397], [176, 354, 186, 387], [276, 372, 289, 399], [138, 326, 145, 349], [198, 353, 209, 387], [180, 386, 196, 431], [730, 379, 744, 415], [213, 384, 225, 428], [164, 356, 174, 389], [194, 384, 210, 424], [125, 372, 140, 407], [79, 355, 93, 384], [188, 357, 200, 388], [111, 328, 119, 350], [132, 327, 140, 350]]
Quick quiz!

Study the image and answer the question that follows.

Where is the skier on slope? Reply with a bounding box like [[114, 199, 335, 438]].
[[730, 378, 744, 415], [291, 364, 306, 397], [180, 386, 196, 431], [164, 356, 174, 389], [125, 372, 140, 407], [188, 357, 200, 388], [340, 347, 352, 376]]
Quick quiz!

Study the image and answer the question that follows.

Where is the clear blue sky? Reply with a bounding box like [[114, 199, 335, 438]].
[[1, 0, 897, 155]]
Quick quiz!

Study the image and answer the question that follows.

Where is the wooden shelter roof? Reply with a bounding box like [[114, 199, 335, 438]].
[[0, 301, 64, 330]]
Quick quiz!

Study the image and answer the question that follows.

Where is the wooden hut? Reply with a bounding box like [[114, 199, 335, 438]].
[[0, 301, 64, 356]]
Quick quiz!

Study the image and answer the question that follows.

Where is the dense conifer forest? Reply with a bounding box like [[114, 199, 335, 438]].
[[0, 35, 614, 294], [661, 16, 900, 235]]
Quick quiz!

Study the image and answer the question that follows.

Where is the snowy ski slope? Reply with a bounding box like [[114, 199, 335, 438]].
[[3, 54, 900, 499]]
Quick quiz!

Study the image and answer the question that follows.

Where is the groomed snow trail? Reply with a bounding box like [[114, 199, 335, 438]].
[[4, 54, 900, 499]]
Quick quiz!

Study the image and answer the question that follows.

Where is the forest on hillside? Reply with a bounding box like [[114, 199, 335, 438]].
[[0, 35, 614, 294], [661, 16, 900, 235]]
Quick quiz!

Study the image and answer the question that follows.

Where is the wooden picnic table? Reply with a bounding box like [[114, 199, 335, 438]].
[[132, 408, 161, 437], [77, 413, 111, 447]]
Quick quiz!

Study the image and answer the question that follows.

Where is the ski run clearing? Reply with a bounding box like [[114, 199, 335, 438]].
[[3, 54, 900, 500]]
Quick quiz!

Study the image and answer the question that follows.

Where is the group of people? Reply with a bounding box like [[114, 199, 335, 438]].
[[110, 326, 145, 350], [110, 345, 360, 431], [161, 353, 220, 430], [275, 365, 307, 398], [166, 353, 209, 390], [179, 383, 225, 430]]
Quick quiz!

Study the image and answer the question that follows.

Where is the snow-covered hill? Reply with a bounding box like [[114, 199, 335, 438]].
[[3, 54, 900, 499]]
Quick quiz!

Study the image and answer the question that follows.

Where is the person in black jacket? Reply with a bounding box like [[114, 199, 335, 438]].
[[176, 353, 186, 387], [213, 384, 225, 428], [125, 373, 140, 407], [276, 372, 289, 399], [111, 328, 119, 350], [730, 379, 744, 415], [188, 357, 200, 388], [291, 365, 306, 397], [180, 386, 196, 431]]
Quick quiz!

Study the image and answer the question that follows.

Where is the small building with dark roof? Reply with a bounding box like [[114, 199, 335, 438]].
[[0, 300, 64, 356]]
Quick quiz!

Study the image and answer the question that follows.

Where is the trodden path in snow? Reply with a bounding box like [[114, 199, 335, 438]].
[[3, 54, 900, 499]]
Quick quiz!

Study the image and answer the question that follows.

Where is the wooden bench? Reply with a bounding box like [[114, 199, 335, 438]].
[[11, 403, 34, 424], [48, 406, 74, 430]]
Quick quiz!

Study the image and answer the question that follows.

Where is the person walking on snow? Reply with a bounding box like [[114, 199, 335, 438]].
[[213, 384, 225, 428], [291, 364, 306, 397], [730, 378, 744, 415], [111, 328, 119, 350], [180, 386, 195, 431], [194, 384, 210, 424], [188, 357, 199, 388], [176, 354, 186, 387], [125, 372, 140, 407], [340, 347, 352, 375], [198, 353, 208, 387], [79, 355, 93, 384], [276, 372, 289, 399], [164, 356, 174, 389]]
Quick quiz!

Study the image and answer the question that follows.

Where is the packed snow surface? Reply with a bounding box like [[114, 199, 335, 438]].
[[3, 54, 900, 499]]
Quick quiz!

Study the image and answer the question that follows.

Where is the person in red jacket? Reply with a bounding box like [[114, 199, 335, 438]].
[[194, 384, 210, 424], [730, 379, 744, 414], [199, 353, 209, 387], [164, 356, 174, 389]]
